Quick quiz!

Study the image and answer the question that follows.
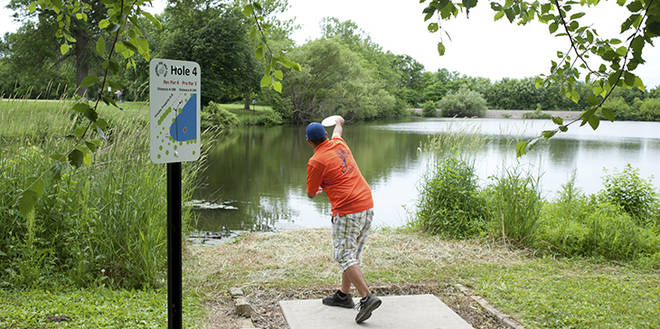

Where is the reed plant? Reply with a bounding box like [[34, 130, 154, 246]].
[[484, 168, 542, 247], [420, 120, 488, 155], [0, 98, 200, 289], [413, 153, 487, 238]]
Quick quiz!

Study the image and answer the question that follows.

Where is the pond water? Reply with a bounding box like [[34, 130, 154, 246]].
[[193, 118, 660, 233]]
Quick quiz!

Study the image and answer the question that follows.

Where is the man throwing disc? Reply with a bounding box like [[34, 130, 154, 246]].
[[305, 116, 381, 324]]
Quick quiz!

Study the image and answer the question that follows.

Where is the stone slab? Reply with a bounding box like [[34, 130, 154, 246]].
[[279, 294, 474, 329]]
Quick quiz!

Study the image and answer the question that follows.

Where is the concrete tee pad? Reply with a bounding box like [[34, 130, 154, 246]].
[[279, 294, 474, 329]]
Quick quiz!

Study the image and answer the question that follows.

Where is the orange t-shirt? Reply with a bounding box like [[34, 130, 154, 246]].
[[306, 137, 373, 216]]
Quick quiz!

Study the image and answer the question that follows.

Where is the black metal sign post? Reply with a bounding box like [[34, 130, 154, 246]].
[[150, 59, 200, 329], [167, 162, 182, 329]]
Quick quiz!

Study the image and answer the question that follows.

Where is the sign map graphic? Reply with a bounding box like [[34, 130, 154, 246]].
[[150, 59, 201, 163]]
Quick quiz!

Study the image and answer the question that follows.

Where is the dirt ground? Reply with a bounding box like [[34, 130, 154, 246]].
[[204, 283, 510, 329]]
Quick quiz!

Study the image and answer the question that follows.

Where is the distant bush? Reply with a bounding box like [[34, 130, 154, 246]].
[[602, 96, 632, 120], [522, 109, 552, 119], [202, 102, 239, 129], [366, 89, 407, 118], [484, 169, 542, 247], [605, 96, 660, 122], [239, 109, 283, 126], [421, 100, 438, 117], [265, 90, 294, 121], [636, 97, 660, 121], [438, 88, 487, 118], [413, 154, 487, 238], [599, 164, 659, 226]]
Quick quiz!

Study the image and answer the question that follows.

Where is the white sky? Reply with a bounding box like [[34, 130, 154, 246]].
[[2, 0, 659, 88]]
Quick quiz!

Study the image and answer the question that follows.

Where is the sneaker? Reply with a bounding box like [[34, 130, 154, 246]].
[[355, 293, 382, 323], [322, 290, 355, 308]]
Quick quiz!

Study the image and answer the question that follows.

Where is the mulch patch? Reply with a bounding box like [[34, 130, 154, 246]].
[[239, 282, 509, 329]]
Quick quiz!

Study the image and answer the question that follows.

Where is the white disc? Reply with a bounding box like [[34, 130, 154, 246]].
[[321, 115, 341, 127]]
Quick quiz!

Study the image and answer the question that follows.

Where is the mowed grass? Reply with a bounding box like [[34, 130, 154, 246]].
[[0, 98, 149, 139], [0, 288, 203, 329], [188, 228, 660, 329]]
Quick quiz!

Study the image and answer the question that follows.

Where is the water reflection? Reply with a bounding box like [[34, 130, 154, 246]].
[[195, 119, 660, 232]]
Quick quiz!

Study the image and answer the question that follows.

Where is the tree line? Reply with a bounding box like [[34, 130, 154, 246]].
[[1, 0, 658, 123]]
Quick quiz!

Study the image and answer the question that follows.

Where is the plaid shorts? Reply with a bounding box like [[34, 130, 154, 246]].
[[331, 208, 374, 271]]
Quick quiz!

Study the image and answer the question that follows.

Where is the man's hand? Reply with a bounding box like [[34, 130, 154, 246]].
[[332, 116, 344, 139], [308, 186, 323, 199]]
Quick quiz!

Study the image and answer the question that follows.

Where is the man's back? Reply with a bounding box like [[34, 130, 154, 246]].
[[306, 137, 373, 216]]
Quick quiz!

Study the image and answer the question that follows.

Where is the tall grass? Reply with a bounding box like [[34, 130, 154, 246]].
[[485, 168, 542, 247], [0, 98, 200, 289], [420, 121, 488, 155], [414, 154, 487, 238]]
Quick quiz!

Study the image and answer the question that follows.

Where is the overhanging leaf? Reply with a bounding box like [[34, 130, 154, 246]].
[[68, 149, 84, 168], [243, 4, 254, 17], [73, 103, 92, 113], [96, 36, 105, 56], [601, 107, 615, 122], [588, 115, 600, 130], [542, 130, 557, 140], [80, 74, 97, 87], [260, 75, 272, 88], [273, 81, 282, 93], [437, 42, 446, 56]]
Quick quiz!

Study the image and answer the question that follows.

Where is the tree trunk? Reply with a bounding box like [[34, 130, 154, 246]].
[[244, 91, 250, 111], [74, 27, 90, 98]]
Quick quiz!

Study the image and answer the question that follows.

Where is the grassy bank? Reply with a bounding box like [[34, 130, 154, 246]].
[[202, 102, 283, 128], [1, 98, 206, 326], [0, 288, 203, 329], [188, 228, 659, 329]]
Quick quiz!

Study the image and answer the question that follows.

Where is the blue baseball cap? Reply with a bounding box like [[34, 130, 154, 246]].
[[305, 122, 327, 142]]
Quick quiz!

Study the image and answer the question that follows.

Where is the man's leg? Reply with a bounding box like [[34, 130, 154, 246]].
[[342, 264, 369, 298]]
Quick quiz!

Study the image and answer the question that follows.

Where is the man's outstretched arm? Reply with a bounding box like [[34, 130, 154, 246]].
[[332, 116, 345, 139]]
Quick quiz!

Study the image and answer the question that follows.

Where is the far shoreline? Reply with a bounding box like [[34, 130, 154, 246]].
[[409, 108, 581, 119]]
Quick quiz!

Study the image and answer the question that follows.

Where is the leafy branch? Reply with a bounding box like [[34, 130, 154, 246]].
[[518, 0, 655, 156], [243, 1, 301, 93], [552, 0, 598, 76], [17, 0, 158, 220], [420, 0, 658, 156]]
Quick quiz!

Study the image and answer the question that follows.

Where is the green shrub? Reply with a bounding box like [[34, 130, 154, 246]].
[[438, 88, 488, 118], [522, 108, 552, 119], [365, 89, 406, 118], [238, 109, 283, 126], [536, 201, 591, 256], [202, 101, 240, 130], [264, 90, 294, 121], [636, 97, 660, 121], [413, 154, 487, 238], [599, 164, 658, 226], [421, 100, 438, 117], [537, 198, 659, 261], [485, 169, 541, 246], [603, 96, 632, 120]]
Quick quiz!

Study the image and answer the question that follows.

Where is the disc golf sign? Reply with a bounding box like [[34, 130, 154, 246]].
[[150, 58, 200, 163]]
